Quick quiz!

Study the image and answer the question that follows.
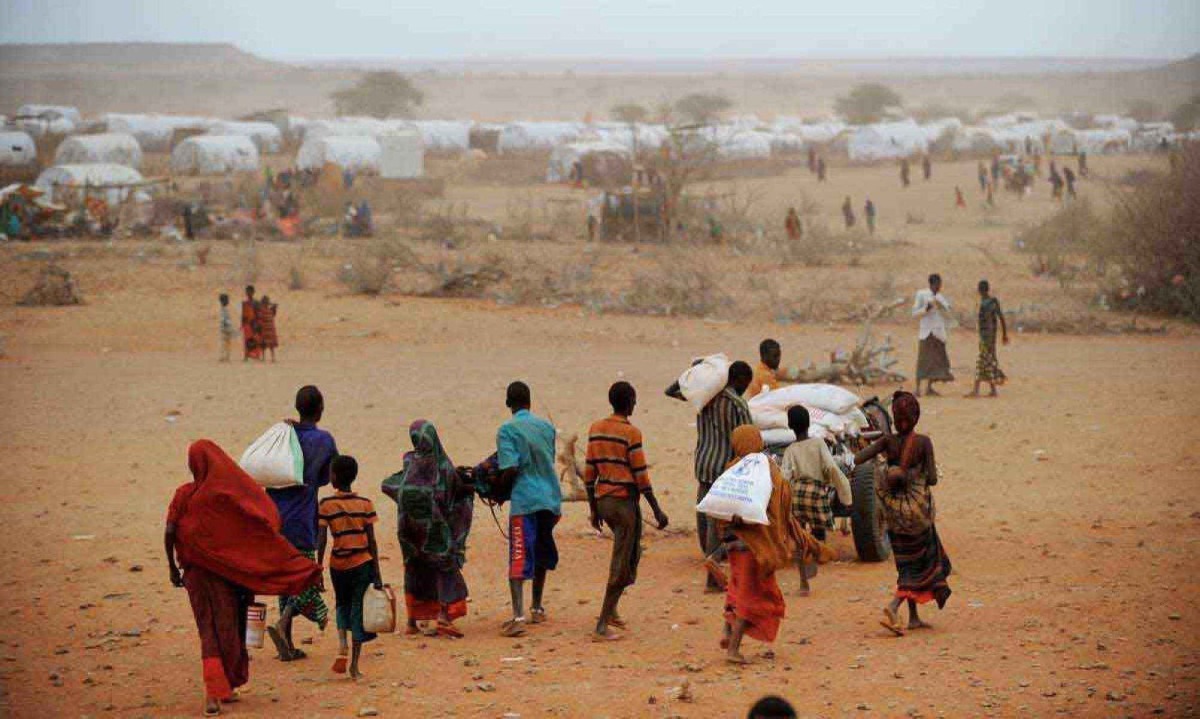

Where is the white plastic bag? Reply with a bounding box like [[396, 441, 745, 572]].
[[362, 584, 396, 634], [678, 353, 730, 413], [239, 422, 304, 489], [696, 452, 774, 525]]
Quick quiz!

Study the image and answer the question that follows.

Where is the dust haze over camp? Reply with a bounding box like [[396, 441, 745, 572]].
[[1, 2, 1199, 718]]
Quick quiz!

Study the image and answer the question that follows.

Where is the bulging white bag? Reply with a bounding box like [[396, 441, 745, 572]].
[[696, 452, 774, 525], [749, 383, 861, 417], [678, 353, 730, 413], [239, 422, 304, 489]]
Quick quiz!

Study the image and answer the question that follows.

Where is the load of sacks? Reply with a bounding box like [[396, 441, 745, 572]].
[[676, 353, 868, 446]]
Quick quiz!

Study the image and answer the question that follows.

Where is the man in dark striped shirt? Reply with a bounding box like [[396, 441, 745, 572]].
[[671, 360, 754, 591]]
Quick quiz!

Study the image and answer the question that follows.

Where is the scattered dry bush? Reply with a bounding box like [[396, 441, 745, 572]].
[[622, 252, 731, 317], [338, 235, 419, 295], [465, 151, 551, 185], [1013, 198, 1103, 281], [1099, 147, 1200, 320]]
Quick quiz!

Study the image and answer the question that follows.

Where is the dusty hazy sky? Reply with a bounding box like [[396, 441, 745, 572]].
[[2, 0, 1197, 61]]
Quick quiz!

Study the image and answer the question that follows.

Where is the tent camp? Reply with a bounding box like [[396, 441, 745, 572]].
[[296, 136, 381, 172], [104, 114, 217, 152], [546, 141, 631, 184], [0, 132, 38, 168], [18, 105, 82, 125], [847, 121, 929, 161], [411, 121, 471, 152], [498, 122, 584, 153], [35, 164, 146, 205], [208, 121, 283, 153], [380, 131, 424, 179], [171, 136, 260, 175], [54, 133, 143, 169]]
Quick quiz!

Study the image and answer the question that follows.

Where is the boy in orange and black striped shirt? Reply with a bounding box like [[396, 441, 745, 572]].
[[584, 381, 670, 642], [317, 455, 382, 680]]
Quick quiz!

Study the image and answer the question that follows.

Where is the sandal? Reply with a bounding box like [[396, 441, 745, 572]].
[[331, 653, 348, 674], [591, 628, 623, 643], [500, 618, 527, 637], [436, 621, 464, 639], [203, 698, 221, 717], [530, 608, 547, 625], [880, 607, 905, 637], [605, 615, 628, 629]]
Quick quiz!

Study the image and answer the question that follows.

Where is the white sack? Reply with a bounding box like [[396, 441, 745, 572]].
[[678, 353, 731, 412], [749, 383, 860, 417], [239, 422, 304, 489], [696, 452, 774, 525]]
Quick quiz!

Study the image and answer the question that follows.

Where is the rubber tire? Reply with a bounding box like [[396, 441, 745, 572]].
[[849, 461, 891, 562]]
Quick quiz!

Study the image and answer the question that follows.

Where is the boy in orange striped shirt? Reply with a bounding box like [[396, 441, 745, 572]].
[[585, 381, 669, 641], [317, 455, 382, 680]]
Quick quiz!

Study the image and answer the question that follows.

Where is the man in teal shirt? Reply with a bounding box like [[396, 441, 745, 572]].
[[497, 381, 561, 637]]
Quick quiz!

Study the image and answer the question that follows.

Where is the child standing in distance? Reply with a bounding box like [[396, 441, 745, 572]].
[[258, 295, 279, 363], [317, 456, 382, 681], [218, 293, 235, 363]]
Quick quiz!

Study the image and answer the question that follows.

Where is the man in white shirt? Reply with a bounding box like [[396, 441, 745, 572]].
[[912, 273, 955, 397]]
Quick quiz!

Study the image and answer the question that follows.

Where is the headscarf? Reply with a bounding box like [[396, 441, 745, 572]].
[[382, 420, 474, 570], [892, 391, 921, 436], [723, 425, 814, 575], [173, 440, 321, 596]]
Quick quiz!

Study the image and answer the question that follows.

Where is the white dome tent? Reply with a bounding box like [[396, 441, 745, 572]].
[[410, 121, 471, 152], [0, 131, 38, 168], [846, 121, 929, 161], [546, 141, 631, 183], [498, 122, 584, 153], [35, 164, 146, 205], [171, 136, 260, 175], [208, 121, 283, 154], [18, 104, 82, 125], [103, 114, 219, 152], [54, 133, 143, 169], [296, 136, 381, 172], [380, 131, 424, 179]]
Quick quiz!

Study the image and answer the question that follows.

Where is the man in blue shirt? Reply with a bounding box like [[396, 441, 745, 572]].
[[266, 385, 337, 660], [496, 381, 561, 637]]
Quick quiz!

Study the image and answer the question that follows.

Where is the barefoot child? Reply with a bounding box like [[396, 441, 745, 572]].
[[584, 382, 670, 641], [780, 407, 851, 595], [218, 293, 235, 363], [317, 455, 382, 680]]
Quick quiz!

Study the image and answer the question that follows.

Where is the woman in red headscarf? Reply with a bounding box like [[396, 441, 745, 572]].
[[854, 391, 952, 636], [165, 440, 322, 716]]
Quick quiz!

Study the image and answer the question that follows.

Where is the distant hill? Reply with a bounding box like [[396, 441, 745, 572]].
[[0, 42, 284, 76], [0, 42, 1196, 122]]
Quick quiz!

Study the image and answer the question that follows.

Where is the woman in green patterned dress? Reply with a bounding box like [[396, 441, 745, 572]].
[[969, 280, 1009, 397]]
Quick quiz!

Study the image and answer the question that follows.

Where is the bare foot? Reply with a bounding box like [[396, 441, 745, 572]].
[[908, 618, 933, 630], [606, 614, 628, 629], [725, 652, 751, 665], [926, 387, 942, 397], [349, 667, 364, 681], [797, 587, 811, 597]]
